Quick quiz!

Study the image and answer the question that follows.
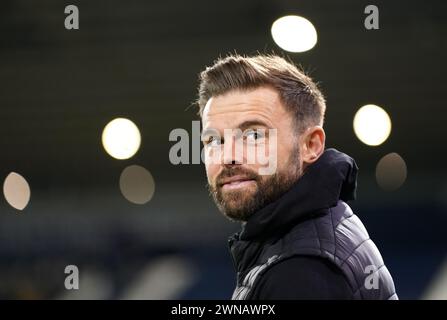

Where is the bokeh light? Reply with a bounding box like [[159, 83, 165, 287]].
[[102, 118, 141, 160], [353, 104, 392, 146], [375, 153, 407, 191], [271, 15, 318, 53], [3, 172, 31, 211], [119, 165, 155, 205]]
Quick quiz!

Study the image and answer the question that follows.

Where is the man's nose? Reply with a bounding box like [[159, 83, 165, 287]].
[[222, 136, 243, 165]]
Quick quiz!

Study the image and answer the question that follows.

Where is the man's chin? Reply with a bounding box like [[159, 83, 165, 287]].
[[218, 196, 257, 222], [213, 183, 258, 220]]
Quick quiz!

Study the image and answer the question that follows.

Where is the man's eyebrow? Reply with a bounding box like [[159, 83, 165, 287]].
[[201, 119, 271, 139], [236, 120, 271, 131]]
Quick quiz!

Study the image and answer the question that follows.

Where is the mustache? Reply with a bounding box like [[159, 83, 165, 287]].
[[215, 167, 259, 187]]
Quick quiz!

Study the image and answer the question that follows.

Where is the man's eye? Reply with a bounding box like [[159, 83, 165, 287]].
[[206, 136, 222, 147], [245, 129, 264, 142]]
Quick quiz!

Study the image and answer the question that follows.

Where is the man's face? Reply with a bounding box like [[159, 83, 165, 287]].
[[202, 86, 304, 221]]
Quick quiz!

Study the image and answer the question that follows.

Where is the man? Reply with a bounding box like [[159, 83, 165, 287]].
[[196, 54, 397, 300]]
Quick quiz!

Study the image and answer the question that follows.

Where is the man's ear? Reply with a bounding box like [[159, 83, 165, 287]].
[[301, 126, 326, 165]]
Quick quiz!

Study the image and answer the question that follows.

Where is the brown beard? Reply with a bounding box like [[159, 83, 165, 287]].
[[207, 147, 301, 222]]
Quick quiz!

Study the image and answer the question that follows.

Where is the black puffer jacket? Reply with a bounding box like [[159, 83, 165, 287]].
[[228, 148, 398, 300]]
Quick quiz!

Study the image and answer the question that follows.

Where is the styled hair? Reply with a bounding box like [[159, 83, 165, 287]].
[[197, 54, 326, 132]]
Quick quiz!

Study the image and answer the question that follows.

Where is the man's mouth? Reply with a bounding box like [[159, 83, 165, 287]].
[[220, 175, 256, 191]]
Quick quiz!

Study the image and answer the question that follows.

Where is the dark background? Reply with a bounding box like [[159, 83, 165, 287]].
[[0, 0, 446, 299]]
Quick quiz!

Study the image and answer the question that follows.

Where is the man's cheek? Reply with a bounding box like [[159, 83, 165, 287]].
[[258, 132, 278, 176], [206, 165, 219, 187]]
